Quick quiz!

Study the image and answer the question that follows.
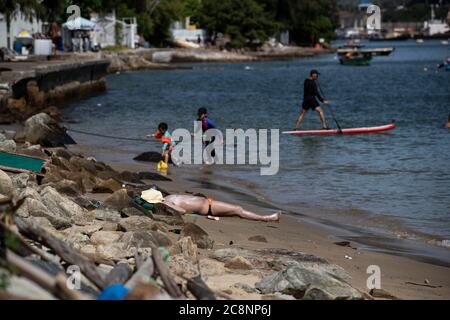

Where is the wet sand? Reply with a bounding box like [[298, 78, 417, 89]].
[[79, 153, 450, 300]]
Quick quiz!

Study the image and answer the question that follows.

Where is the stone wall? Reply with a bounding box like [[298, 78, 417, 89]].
[[0, 59, 109, 124]]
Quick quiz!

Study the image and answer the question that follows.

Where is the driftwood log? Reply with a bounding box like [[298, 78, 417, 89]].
[[14, 217, 108, 290], [151, 245, 183, 298], [6, 250, 89, 300], [187, 275, 216, 300], [125, 258, 155, 290]]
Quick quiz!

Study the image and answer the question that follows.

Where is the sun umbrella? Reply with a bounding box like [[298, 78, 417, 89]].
[[63, 17, 96, 30]]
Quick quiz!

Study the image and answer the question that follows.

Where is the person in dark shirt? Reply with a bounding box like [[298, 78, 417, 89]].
[[196, 107, 217, 158], [294, 69, 330, 130]]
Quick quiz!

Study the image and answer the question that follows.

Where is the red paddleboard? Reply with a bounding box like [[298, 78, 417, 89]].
[[283, 123, 396, 135]]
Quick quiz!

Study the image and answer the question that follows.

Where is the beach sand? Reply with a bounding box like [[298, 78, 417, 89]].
[[82, 156, 450, 300]]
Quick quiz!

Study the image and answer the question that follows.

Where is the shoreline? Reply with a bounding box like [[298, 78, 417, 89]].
[[1, 120, 449, 299], [63, 140, 450, 266], [85, 152, 450, 299]]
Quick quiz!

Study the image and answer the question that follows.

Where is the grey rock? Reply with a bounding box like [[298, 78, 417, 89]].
[[255, 266, 364, 300], [22, 113, 76, 147], [92, 178, 122, 193], [181, 223, 214, 249], [0, 139, 16, 152], [96, 243, 136, 262], [52, 179, 83, 197], [94, 209, 121, 222], [0, 169, 14, 197], [102, 189, 133, 210], [121, 207, 145, 217], [17, 197, 72, 229], [118, 216, 166, 232], [233, 283, 259, 293], [11, 173, 36, 189], [90, 231, 124, 245], [120, 230, 172, 248], [224, 256, 254, 270], [40, 186, 87, 223]]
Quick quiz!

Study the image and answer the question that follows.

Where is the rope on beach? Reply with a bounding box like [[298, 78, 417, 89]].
[[67, 128, 149, 142]]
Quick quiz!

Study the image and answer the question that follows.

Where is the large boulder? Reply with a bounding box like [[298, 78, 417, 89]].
[[120, 230, 172, 248], [40, 186, 89, 226], [0, 169, 14, 197], [11, 173, 36, 190], [0, 135, 16, 152], [169, 236, 198, 262], [90, 231, 124, 245], [118, 216, 166, 233], [102, 189, 133, 211], [94, 209, 121, 222], [92, 178, 122, 194], [120, 207, 145, 217], [16, 197, 72, 229], [20, 113, 76, 147], [255, 266, 364, 300], [96, 243, 136, 262], [180, 223, 214, 249], [51, 179, 83, 197], [224, 256, 254, 270]]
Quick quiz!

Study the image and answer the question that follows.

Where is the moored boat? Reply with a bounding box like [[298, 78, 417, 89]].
[[337, 45, 395, 57], [338, 51, 372, 66]]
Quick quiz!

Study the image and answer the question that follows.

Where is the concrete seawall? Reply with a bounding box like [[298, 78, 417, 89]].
[[0, 57, 109, 124]]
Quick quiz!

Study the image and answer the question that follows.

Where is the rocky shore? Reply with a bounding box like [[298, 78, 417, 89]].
[[0, 112, 378, 300]]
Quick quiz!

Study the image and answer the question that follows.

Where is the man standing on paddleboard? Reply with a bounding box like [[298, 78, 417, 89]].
[[294, 70, 330, 130]]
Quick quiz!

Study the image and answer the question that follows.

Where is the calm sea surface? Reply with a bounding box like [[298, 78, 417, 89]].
[[65, 40, 450, 249]]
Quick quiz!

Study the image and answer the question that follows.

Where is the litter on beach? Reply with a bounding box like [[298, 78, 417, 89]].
[[0, 151, 49, 175]]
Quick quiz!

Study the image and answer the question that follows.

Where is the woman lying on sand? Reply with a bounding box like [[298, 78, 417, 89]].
[[162, 194, 281, 222]]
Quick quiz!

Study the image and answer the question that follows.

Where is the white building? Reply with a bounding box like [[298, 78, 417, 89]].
[[90, 12, 137, 49], [0, 11, 43, 49], [422, 5, 450, 36], [170, 17, 206, 45]]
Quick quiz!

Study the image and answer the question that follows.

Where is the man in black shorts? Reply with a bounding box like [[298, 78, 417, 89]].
[[294, 69, 330, 130]]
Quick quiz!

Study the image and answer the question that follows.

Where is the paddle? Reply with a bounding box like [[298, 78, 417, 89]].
[[316, 81, 343, 134]]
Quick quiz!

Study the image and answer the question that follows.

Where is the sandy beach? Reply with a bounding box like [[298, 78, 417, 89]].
[[78, 152, 450, 300]]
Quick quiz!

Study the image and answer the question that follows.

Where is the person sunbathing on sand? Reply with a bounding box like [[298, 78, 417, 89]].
[[162, 194, 281, 222]]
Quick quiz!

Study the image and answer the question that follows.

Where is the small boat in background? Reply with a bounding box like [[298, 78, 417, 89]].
[[339, 51, 372, 66], [337, 43, 395, 57], [441, 40, 449, 45], [416, 39, 424, 43]]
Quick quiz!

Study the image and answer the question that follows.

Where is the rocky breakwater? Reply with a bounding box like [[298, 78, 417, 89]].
[[0, 115, 381, 300]]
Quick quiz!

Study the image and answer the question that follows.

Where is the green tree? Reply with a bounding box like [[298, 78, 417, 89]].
[[199, 0, 279, 48], [278, 0, 339, 45]]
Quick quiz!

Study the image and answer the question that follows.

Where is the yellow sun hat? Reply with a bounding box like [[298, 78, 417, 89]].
[[141, 188, 163, 204]]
